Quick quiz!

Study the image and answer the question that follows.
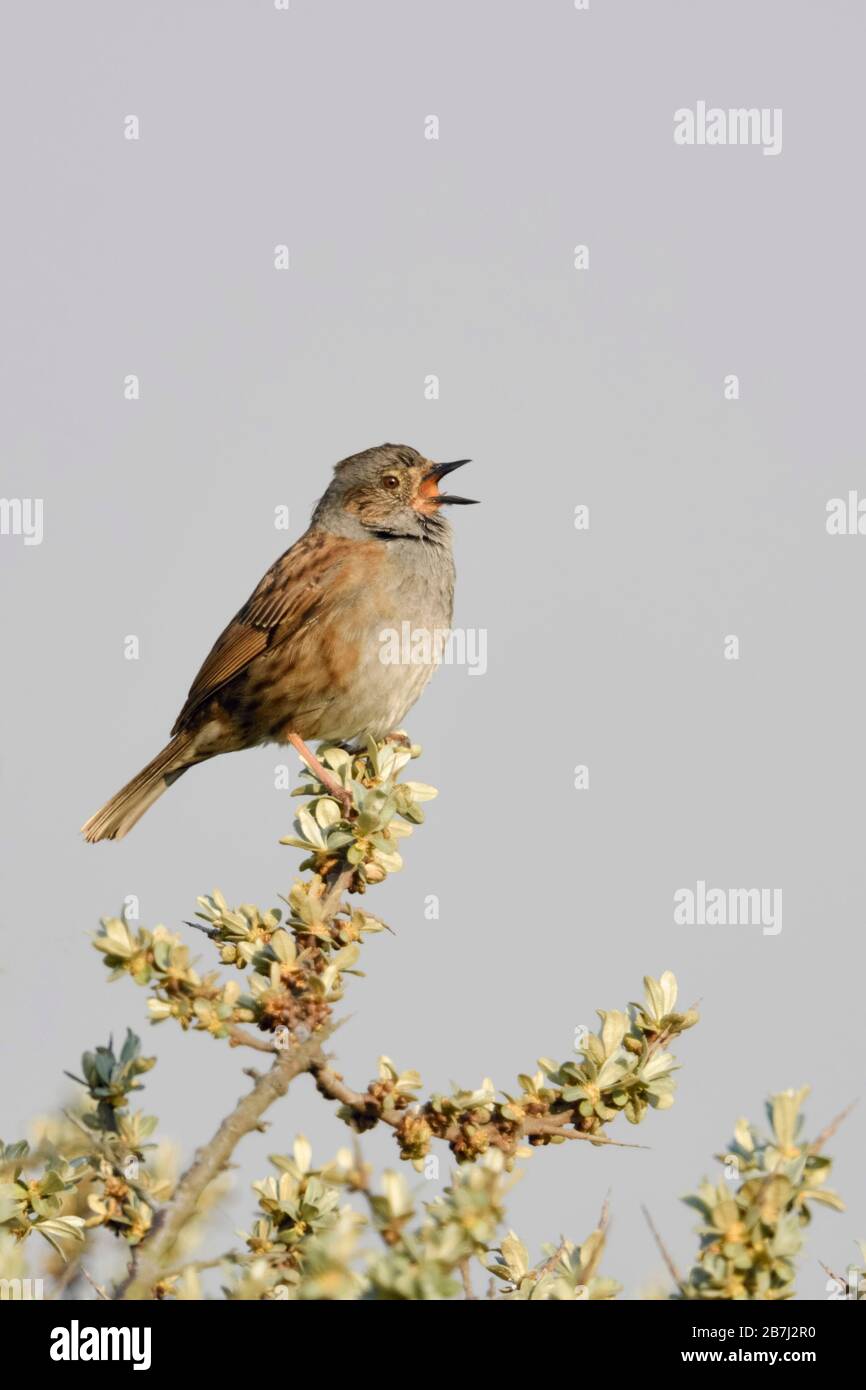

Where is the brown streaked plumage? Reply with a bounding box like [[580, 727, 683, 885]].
[[81, 444, 476, 841]]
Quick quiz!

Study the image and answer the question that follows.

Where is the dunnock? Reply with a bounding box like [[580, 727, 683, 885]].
[[82, 444, 476, 841]]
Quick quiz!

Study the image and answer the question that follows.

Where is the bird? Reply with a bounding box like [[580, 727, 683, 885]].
[[81, 443, 477, 841]]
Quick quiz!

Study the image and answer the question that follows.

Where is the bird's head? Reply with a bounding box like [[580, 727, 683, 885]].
[[314, 444, 477, 541]]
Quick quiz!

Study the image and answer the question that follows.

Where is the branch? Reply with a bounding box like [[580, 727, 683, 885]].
[[809, 1100, 857, 1155], [641, 1203, 685, 1294], [70, 739, 699, 1301], [459, 1258, 477, 1300], [311, 1059, 649, 1156], [80, 1266, 111, 1301], [536, 1236, 569, 1281], [108, 852, 364, 1301], [679, 1089, 847, 1300], [114, 1029, 330, 1299], [227, 1026, 278, 1054]]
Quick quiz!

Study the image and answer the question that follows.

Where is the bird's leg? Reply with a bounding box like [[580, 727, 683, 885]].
[[287, 732, 354, 818]]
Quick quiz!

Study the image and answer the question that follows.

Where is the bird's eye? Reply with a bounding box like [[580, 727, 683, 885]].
[[382, 474, 400, 489]]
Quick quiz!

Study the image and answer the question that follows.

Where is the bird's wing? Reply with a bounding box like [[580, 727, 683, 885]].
[[171, 529, 378, 734]]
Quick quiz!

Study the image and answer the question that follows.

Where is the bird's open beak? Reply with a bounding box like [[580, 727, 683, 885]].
[[420, 458, 478, 506]]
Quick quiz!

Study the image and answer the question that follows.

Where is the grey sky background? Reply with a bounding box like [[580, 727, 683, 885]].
[[1, 0, 864, 1298]]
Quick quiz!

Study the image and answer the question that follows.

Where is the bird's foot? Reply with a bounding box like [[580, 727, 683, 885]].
[[382, 730, 412, 749], [324, 781, 355, 820]]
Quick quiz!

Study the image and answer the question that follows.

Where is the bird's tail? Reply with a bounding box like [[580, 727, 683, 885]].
[[81, 732, 196, 842]]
